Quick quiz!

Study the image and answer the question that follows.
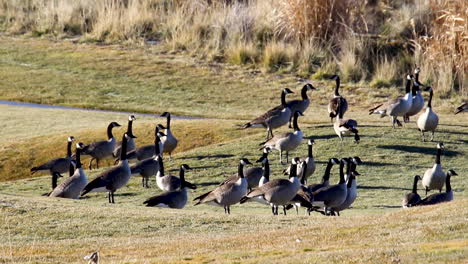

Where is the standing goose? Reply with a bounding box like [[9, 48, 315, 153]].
[[402, 175, 422, 208], [404, 68, 425, 122], [155, 156, 196, 192], [284, 139, 316, 185], [241, 88, 294, 139], [124, 124, 165, 162], [307, 158, 340, 193], [312, 158, 349, 215], [82, 122, 121, 169], [81, 132, 135, 203], [262, 111, 304, 164], [239, 156, 271, 205], [454, 102, 468, 114], [417, 87, 439, 142], [130, 131, 165, 188], [143, 164, 194, 209], [334, 103, 360, 144], [286, 83, 316, 128], [113, 115, 136, 158], [286, 161, 315, 215], [422, 142, 445, 195], [49, 142, 88, 199], [241, 158, 301, 215], [328, 75, 348, 122], [160, 112, 178, 160], [417, 170, 457, 206], [369, 75, 414, 128], [193, 158, 252, 214], [31, 136, 75, 189], [330, 157, 362, 216]]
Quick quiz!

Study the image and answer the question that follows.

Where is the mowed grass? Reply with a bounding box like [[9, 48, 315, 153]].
[[0, 102, 467, 263]]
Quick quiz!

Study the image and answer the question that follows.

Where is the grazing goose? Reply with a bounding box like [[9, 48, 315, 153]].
[[334, 103, 360, 143], [369, 75, 414, 128], [422, 142, 445, 195], [124, 124, 165, 162], [241, 158, 301, 215], [307, 158, 340, 193], [417, 87, 439, 142], [130, 131, 165, 188], [49, 142, 88, 199], [417, 170, 457, 206], [284, 139, 316, 185], [262, 111, 304, 164], [155, 157, 196, 192], [113, 115, 136, 158], [454, 102, 468, 114], [31, 136, 75, 189], [143, 164, 194, 209], [286, 83, 316, 128], [82, 122, 121, 169], [404, 68, 425, 122], [220, 147, 271, 190], [402, 175, 422, 208], [81, 132, 134, 203], [312, 158, 349, 215], [330, 158, 362, 216], [160, 112, 178, 160], [328, 75, 348, 122], [193, 158, 252, 214], [241, 88, 294, 139]]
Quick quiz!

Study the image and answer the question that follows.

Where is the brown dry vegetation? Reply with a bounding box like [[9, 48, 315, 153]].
[[0, 0, 466, 95]]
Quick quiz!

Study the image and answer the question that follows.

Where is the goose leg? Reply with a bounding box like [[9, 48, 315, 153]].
[[89, 158, 94, 170], [96, 159, 100, 169], [271, 206, 275, 215], [430, 131, 435, 142], [108, 192, 112, 203], [295, 205, 299, 215], [285, 152, 289, 164], [420, 130, 425, 142], [112, 192, 115, 203], [279, 151, 283, 164], [425, 187, 429, 196], [141, 177, 145, 187], [288, 117, 293, 128], [283, 206, 287, 216]]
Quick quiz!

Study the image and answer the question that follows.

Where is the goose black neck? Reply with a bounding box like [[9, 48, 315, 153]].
[[347, 174, 355, 188], [179, 167, 185, 187], [323, 160, 334, 182], [281, 91, 287, 106], [301, 85, 309, 100], [107, 124, 114, 139], [127, 119, 134, 136], [334, 78, 340, 96], [263, 160, 270, 180], [300, 163, 308, 185], [428, 90, 433, 108], [415, 72, 420, 83], [345, 160, 352, 178], [66, 141, 72, 157], [308, 144, 313, 158], [154, 136, 161, 156], [412, 176, 419, 194], [435, 147, 442, 164], [289, 163, 297, 179], [238, 162, 245, 178], [405, 78, 412, 94], [158, 156, 164, 175], [411, 85, 418, 96], [445, 173, 452, 192], [293, 113, 300, 131], [69, 162, 74, 177], [166, 114, 171, 129], [120, 134, 128, 161], [339, 161, 346, 184], [75, 148, 82, 169]]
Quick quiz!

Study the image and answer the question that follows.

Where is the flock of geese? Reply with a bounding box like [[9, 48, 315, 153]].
[[30, 68, 465, 215]]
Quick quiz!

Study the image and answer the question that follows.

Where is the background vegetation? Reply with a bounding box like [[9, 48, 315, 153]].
[[0, 0, 466, 96]]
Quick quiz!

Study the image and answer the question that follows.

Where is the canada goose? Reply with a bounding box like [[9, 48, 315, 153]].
[[284, 139, 316, 185], [286, 161, 315, 215], [286, 83, 316, 128], [262, 111, 304, 164], [160, 112, 178, 160], [81, 132, 135, 203], [334, 103, 360, 143], [312, 158, 348, 215], [330, 157, 362, 216], [307, 158, 340, 193], [417, 87, 439, 142], [240, 156, 271, 205], [155, 156, 196, 192], [219, 147, 271, 190], [130, 131, 165, 188], [113, 115, 136, 158], [328, 75, 348, 122], [124, 124, 165, 162], [454, 102, 468, 114], [422, 142, 445, 195], [417, 170, 457, 206], [241, 157, 301, 215], [143, 164, 194, 209], [193, 158, 252, 214], [241, 88, 294, 139], [369, 75, 414, 128], [49, 142, 88, 199], [84, 251, 99, 264], [402, 175, 422, 208], [344, 156, 363, 182], [31, 136, 75, 189], [82, 122, 121, 169], [404, 68, 425, 122]]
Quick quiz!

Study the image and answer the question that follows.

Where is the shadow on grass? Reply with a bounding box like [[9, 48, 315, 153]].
[[179, 154, 234, 160], [359, 185, 411, 191], [376, 145, 461, 157], [373, 205, 401, 209]]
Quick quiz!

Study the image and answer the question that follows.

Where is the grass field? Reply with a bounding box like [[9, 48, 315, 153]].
[[0, 35, 467, 263]]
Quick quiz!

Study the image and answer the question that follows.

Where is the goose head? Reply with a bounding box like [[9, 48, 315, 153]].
[[330, 158, 340, 165], [407, 74, 414, 81], [351, 156, 363, 165], [76, 142, 85, 149], [414, 67, 421, 74], [308, 139, 315, 146], [330, 75, 339, 81], [447, 169, 457, 177], [304, 83, 316, 90], [283, 88, 294, 94], [68, 136, 75, 142], [292, 157, 301, 165], [415, 175, 422, 181], [110, 122, 121, 128], [437, 142, 445, 150], [181, 164, 192, 171], [351, 170, 360, 177], [424, 86, 433, 92], [128, 115, 136, 121], [161, 112, 170, 117], [157, 132, 166, 138], [125, 132, 137, 139], [240, 158, 252, 166]]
